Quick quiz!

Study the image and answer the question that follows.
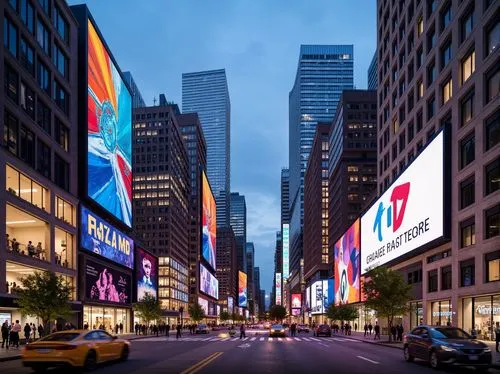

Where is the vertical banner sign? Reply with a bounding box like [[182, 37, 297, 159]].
[[275, 273, 282, 305], [282, 224, 289, 279]]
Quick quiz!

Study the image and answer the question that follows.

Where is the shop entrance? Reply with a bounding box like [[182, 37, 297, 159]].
[[83, 305, 131, 334]]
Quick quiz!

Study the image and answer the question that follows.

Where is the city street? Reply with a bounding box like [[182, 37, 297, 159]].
[[2, 331, 499, 374]]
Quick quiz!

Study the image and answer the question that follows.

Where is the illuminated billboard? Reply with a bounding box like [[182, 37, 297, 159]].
[[86, 258, 131, 304], [80, 206, 134, 269], [227, 296, 234, 313], [198, 297, 209, 315], [311, 281, 326, 314], [87, 20, 132, 227], [291, 308, 301, 316], [202, 171, 216, 270], [291, 294, 302, 309], [361, 131, 445, 275], [305, 286, 311, 311], [199, 263, 219, 299], [136, 247, 157, 301], [334, 219, 360, 305], [282, 224, 289, 279], [275, 273, 282, 305], [238, 271, 247, 307]]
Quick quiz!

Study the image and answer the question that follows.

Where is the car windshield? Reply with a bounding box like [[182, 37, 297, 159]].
[[272, 325, 283, 329], [39, 333, 81, 342], [431, 328, 471, 339], [198, 324, 207, 328]]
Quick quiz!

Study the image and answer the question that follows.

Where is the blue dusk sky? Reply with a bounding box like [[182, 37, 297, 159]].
[[70, 0, 376, 296]]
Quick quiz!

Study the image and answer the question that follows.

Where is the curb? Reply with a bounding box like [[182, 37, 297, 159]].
[[0, 354, 22, 362]]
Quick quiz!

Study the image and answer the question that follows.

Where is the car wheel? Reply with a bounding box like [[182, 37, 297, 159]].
[[429, 351, 441, 369], [120, 345, 129, 362], [403, 346, 414, 362], [84, 350, 98, 372], [32, 365, 47, 374]]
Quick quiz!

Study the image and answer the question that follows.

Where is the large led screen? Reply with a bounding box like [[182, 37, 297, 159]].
[[227, 296, 234, 313], [202, 171, 216, 270], [305, 286, 311, 310], [87, 20, 132, 227], [198, 297, 209, 316], [200, 263, 219, 299], [361, 131, 445, 275], [334, 219, 361, 305], [86, 259, 131, 304], [282, 224, 289, 279], [80, 206, 134, 269], [238, 271, 247, 307], [291, 309, 301, 316], [291, 294, 302, 309], [311, 281, 324, 315], [136, 247, 157, 301], [275, 273, 282, 305]]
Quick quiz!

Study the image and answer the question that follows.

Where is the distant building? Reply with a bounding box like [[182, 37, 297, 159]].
[[281, 168, 290, 224], [272, 231, 282, 307], [367, 51, 377, 90], [246, 242, 255, 314], [123, 71, 146, 108], [230, 192, 247, 272], [216, 227, 238, 309], [254, 266, 261, 314]]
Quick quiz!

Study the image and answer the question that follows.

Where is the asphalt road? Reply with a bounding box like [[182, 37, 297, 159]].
[[2, 331, 499, 374]]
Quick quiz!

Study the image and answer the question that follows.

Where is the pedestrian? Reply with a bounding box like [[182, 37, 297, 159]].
[[154, 325, 158, 336], [368, 323, 373, 335], [119, 322, 123, 334], [397, 324, 404, 342], [1, 320, 9, 349], [364, 323, 368, 337], [374, 322, 380, 341], [115, 324, 119, 335], [24, 323, 31, 344], [354, 323, 357, 332], [391, 325, 396, 341], [176, 324, 182, 339], [290, 323, 296, 337], [239, 323, 246, 339], [134, 323, 138, 335], [38, 324, 44, 339], [166, 324, 170, 337], [495, 322, 500, 353], [11, 320, 21, 348]]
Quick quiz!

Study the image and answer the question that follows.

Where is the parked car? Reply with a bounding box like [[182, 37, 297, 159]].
[[195, 324, 210, 334], [269, 324, 286, 337], [403, 325, 492, 371], [297, 324, 310, 333], [315, 324, 332, 337], [22, 330, 130, 372]]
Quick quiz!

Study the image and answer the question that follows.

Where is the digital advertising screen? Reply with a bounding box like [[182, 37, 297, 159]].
[[361, 131, 445, 275], [291, 308, 301, 316], [201, 171, 216, 270], [282, 224, 289, 279], [199, 263, 219, 300], [136, 247, 157, 301], [227, 296, 234, 313], [275, 273, 282, 305], [87, 20, 132, 227], [334, 219, 361, 305], [238, 271, 247, 307], [328, 278, 335, 306], [291, 293, 302, 309], [85, 258, 131, 305], [305, 286, 311, 310], [80, 206, 134, 269], [322, 280, 330, 309], [311, 281, 324, 314], [198, 297, 209, 316]]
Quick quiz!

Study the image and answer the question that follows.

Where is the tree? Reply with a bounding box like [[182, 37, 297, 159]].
[[362, 266, 412, 342], [188, 302, 205, 323], [219, 311, 230, 323], [230, 312, 238, 323], [269, 305, 287, 322], [17, 271, 73, 335], [326, 303, 359, 323], [133, 293, 163, 333]]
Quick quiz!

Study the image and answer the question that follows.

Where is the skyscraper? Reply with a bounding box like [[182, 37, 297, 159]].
[[367, 51, 378, 90], [246, 242, 255, 314], [123, 71, 146, 108], [288, 45, 354, 280], [182, 69, 231, 227], [281, 168, 290, 224], [230, 192, 247, 272]]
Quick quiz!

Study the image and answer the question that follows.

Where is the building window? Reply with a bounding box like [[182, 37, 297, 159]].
[[54, 154, 69, 191], [3, 111, 18, 156], [36, 139, 51, 179], [427, 27, 436, 52], [485, 158, 499, 196], [461, 50, 475, 83], [416, 46, 424, 68], [442, 77, 452, 104], [460, 132, 475, 169], [485, 111, 499, 151], [4, 63, 18, 103], [20, 38, 34, 76], [441, 266, 452, 291], [427, 61, 436, 85], [20, 0, 35, 34], [5, 164, 49, 210], [460, 259, 475, 287], [417, 79, 424, 99], [440, 40, 452, 69], [38, 0, 50, 15], [19, 125, 35, 168], [440, 2, 452, 31], [53, 5, 69, 43], [427, 95, 435, 120], [461, 217, 476, 248], [54, 117, 69, 151], [4, 17, 18, 57], [37, 61, 50, 94], [460, 7, 474, 43], [485, 19, 499, 57], [485, 251, 500, 283], [486, 66, 499, 104], [460, 176, 475, 209], [461, 90, 474, 126], [55, 196, 74, 226], [416, 110, 423, 132], [20, 82, 35, 119], [36, 99, 51, 134], [36, 19, 50, 56], [428, 270, 438, 292], [485, 205, 499, 240], [53, 80, 68, 114], [53, 43, 68, 78], [417, 15, 424, 37], [408, 121, 415, 142]]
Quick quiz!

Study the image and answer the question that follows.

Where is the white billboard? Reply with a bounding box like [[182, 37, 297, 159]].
[[275, 273, 282, 305], [282, 224, 289, 279], [311, 281, 324, 314], [361, 131, 445, 275]]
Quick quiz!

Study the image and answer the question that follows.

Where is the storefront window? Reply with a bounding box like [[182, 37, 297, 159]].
[[54, 227, 74, 269], [462, 297, 473, 334], [56, 273, 75, 301], [6, 261, 41, 294], [410, 301, 423, 329], [83, 305, 130, 334], [5, 164, 50, 212], [431, 300, 452, 326], [474, 296, 494, 340]]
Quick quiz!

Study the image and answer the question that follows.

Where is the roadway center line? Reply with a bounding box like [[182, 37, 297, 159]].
[[357, 355, 380, 365], [260, 337, 264, 341]]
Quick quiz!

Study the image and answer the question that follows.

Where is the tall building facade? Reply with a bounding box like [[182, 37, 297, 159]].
[[375, 0, 499, 333], [230, 192, 246, 272], [246, 242, 255, 314], [368, 51, 378, 90], [328, 90, 377, 254], [123, 71, 146, 108], [254, 266, 261, 315], [216, 227, 237, 310], [281, 168, 290, 224], [288, 45, 354, 281], [272, 231, 282, 307], [1, 0, 80, 326], [132, 101, 190, 316], [182, 69, 231, 227], [178, 113, 207, 304]]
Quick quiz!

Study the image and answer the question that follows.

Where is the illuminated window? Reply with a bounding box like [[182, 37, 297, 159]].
[[442, 77, 452, 104], [485, 251, 500, 282], [55, 196, 74, 226], [6, 165, 50, 211], [417, 15, 424, 36], [460, 218, 476, 248], [461, 50, 475, 83]]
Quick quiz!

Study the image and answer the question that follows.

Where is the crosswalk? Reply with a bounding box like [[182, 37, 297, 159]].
[[137, 336, 362, 344]]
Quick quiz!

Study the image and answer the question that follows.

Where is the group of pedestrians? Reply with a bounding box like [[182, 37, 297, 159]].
[[363, 322, 382, 340], [390, 324, 404, 341], [1, 320, 44, 349]]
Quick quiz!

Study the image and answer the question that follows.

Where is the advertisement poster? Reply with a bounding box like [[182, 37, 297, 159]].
[[334, 219, 361, 305], [291, 309, 301, 316], [305, 286, 311, 311], [238, 271, 247, 307], [87, 20, 132, 227], [227, 296, 234, 313], [361, 131, 445, 274], [282, 224, 289, 279], [86, 259, 131, 304], [275, 273, 282, 305], [200, 263, 219, 299], [80, 206, 134, 269], [311, 281, 324, 314], [202, 172, 216, 270], [136, 247, 157, 300], [198, 297, 209, 316], [291, 293, 302, 309]]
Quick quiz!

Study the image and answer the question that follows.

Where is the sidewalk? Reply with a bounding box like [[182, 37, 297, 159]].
[[344, 330, 500, 368]]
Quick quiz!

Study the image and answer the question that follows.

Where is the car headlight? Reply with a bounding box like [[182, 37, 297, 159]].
[[440, 345, 457, 352], [484, 348, 491, 353]]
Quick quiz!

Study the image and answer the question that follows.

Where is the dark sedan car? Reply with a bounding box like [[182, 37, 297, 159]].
[[315, 324, 332, 337], [403, 325, 492, 371]]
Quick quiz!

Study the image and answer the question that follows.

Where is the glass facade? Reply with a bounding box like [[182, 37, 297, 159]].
[[158, 256, 189, 313], [409, 301, 424, 329], [230, 192, 246, 271], [462, 294, 500, 341], [83, 305, 130, 334], [430, 300, 453, 326]]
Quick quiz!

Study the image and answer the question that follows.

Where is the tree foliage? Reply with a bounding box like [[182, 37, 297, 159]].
[[133, 293, 163, 330], [362, 266, 412, 342], [269, 305, 287, 322], [325, 303, 359, 322], [188, 302, 205, 323], [17, 271, 73, 334], [219, 311, 230, 322]]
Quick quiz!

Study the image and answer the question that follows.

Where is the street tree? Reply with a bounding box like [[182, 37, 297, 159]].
[[133, 293, 163, 333], [188, 302, 205, 323], [219, 311, 230, 323], [362, 266, 412, 342], [17, 270, 73, 335], [326, 303, 359, 323], [269, 305, 287, 322]]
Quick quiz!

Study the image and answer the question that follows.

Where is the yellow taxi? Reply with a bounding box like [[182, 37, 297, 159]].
[[22, 329, 130, 372]]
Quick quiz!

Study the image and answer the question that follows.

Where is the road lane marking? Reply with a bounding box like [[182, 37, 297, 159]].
[[230, 338, 239, 341], [302, 338, 311, 341], [221, 338, 230, 341], [209, 338, 221, 341], [277, 337, 283, 341], [260, 337, 264, 341], [357, 355, 379, 365], [242, 337, 249, 341], [202, 337, 212, 341], [318, 343, 329, 347], [310, 338, 320, 341], [250, 337, 256, 341], [268, 338, 273, 342], [294, 337, 301, 341], [286, 338, 292, 341], [181, 352, 224, 374]]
